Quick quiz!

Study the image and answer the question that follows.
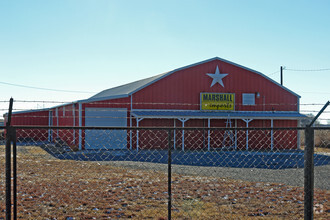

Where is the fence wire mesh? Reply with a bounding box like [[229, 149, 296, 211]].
[[313, 128, 330, 216], [1, 126, 330, 219]]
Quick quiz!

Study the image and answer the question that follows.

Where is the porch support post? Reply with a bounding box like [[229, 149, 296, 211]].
[[130, 95, 133, 150], [56, 107, 59, 138], [207, 118, 211, 151], [271, 119, 274, 151], [235, 119, 237, 150], [178, 118, 189, 151], [78, 103, 82, 150], [73, 104, 75, 145], [48, 111, 52, 142], [297, 119, 301, 150], [173, 119, 176, 150], [242, 119, 253, 150], [136, 118, 143, 151]]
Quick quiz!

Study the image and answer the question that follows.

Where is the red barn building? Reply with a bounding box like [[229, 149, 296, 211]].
[[6, 57, 305, 151]]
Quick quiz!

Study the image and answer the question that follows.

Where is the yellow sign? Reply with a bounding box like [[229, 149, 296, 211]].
[[200, 93, 235, 110]]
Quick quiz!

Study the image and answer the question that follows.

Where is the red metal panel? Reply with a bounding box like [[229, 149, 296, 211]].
[[11, 110, 49, 141], [129, 59, 300, 150], [11, 111, 48, 126], [55, 104, 76, 148], [132, 59, 298, 112]]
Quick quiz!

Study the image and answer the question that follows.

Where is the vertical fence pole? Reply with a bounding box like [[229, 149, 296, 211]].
[[168, 129, 172, 220], [304, 101, 329, 219], [5, 98, 14, 220], [304, 126, 314, 220], [13, 129, 17, 220], [5, 129, 11, 220]]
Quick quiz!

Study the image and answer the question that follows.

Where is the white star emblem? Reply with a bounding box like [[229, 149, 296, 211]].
[[206, 66, 228, 87]]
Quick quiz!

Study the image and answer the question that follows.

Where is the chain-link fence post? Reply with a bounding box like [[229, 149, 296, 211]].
[[304, 101, 329, 220], [168, 129, 172, 220], [12, 128, 17, 220], [5, 127, 11, 220], [304, 126, 314, 220], [5, 98, 14, 220]]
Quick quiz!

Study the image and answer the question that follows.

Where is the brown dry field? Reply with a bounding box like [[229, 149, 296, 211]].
[[0, 145, 329, 219]]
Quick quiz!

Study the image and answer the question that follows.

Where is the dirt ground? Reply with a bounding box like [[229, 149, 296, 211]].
[[0, 145, 329, 219]]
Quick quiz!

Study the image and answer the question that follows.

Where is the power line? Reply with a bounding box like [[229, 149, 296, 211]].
[[297, 91, 330, 94], [285, 68, 330, 72], [14, 100, 72, 104], [266, 70, 280, 76], [0, 81, 96, 94]]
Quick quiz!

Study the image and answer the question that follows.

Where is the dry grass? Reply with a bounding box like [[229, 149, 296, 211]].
[[300, 145, 330, 154], [314, 147, 330, 154], [0, 145, 329, 219], [300, 129, 330, 150]]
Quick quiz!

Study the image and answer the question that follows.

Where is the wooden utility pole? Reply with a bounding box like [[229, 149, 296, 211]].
[[280, 66, 283, 85]]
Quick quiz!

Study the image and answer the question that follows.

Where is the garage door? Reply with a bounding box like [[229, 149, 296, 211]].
[[85, 108, 127, 150]]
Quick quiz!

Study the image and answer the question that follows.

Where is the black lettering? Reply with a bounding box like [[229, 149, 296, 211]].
[[203, 94, 208, 101], [212, 94, 215, 101]]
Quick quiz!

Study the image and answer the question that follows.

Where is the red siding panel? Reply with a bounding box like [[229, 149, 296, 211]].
[[132, 60, 298, 112], [11, 110, 49, 141]]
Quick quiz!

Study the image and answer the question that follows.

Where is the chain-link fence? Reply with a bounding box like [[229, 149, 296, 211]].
[[1, 126, 330, 219], [312, 128, 330, 217]]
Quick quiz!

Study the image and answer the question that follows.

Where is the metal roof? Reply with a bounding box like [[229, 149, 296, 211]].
[[85, 71, 170, 102], [131, 110, 306, 120], [83, 57, 300, 103], [6, 108, 52, 116]]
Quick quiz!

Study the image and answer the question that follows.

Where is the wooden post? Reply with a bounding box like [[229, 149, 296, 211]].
[[280, 66, 283, 85]]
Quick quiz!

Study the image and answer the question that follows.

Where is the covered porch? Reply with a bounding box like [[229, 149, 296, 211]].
[[131, 110, 306, 151]]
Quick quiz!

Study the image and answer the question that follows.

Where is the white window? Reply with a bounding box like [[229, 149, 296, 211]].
[[63, 106, 65, 116], [242, 93, 255, 105]]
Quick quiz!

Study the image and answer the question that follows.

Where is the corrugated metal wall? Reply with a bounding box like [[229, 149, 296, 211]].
[[132, 59, 298, 112], [11, 110, 49, 141]]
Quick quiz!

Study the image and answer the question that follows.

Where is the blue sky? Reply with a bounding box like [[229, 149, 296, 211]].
[[0, 0, 329, 122]]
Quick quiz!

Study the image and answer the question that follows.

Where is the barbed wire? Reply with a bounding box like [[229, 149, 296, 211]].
[[0, 108, 328, 117], [0, 100, 318, 106], [0, 101, 329, 121], [0, 100, 328, 106], [0, 115, 329, 124], [1, 114, 329, 119], [1, 108, 329, 112], [1, 103, 330, 112]]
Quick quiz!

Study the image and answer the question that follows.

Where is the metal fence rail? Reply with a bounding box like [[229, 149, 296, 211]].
[[1, 126, 330, 219]]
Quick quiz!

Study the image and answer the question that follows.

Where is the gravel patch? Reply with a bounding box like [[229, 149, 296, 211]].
[[6, 145, 330, 190], [97, 160, 330, 190]]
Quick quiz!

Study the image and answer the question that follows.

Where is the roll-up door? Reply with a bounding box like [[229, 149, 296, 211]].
[[85, 108, 127, 149]]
